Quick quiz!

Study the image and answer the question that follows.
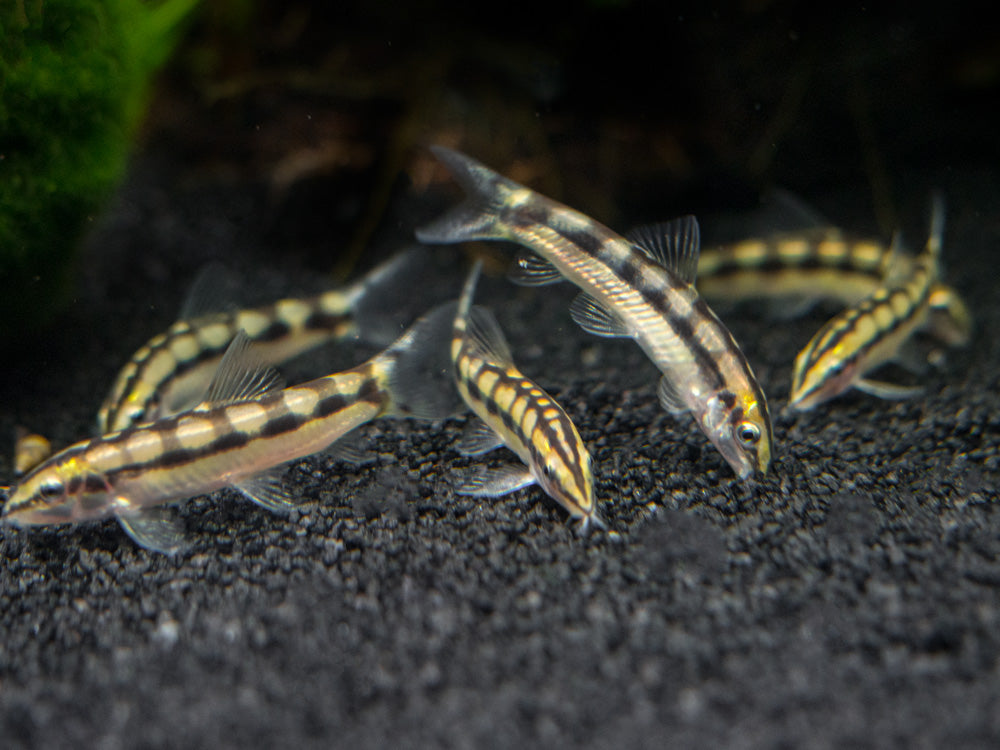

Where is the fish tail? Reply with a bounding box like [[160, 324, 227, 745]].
[[351, 245, 435, 346], [925, 190, 946, 261], [455, 259, 484, 334], [375, 301, 463, 420], [928, 283, 973, 347], [414, 146, 517, 245]]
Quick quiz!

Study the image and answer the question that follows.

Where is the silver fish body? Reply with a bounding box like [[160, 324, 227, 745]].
[[696, 227, 912, 311], [417, 146, 771, 479], [98, 247, 427, 434], [3, 303, 458, 552]]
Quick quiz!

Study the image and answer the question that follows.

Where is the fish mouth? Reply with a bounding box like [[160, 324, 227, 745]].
[[786, 388, 826, 413], [716, 444, 755, 480], [4, 500, 75, 526]]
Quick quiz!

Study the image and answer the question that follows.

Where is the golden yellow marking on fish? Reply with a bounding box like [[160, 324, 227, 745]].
[[418, 146, 771, 479], [476, 370, 500, 399], [872, 303, 895, 330], [175, 416, 217, 447], [449, 262, 599, 529], [97, 249, 424, 435], [197, 323, 232, 349], [510, 395, 529, 425], [169, 335, 199, 363], [4, 301, 456, 552], [521, 408, 539, 440], [125, 431, 167, 465], [788, 193, 962, 410], [14, 430, 52, 477], [733, 240, 769, 263], [695, 223, 916, 321], [850, 241, 883, 268], [890, 291, 911, 318], [274, 299, 312, 328]]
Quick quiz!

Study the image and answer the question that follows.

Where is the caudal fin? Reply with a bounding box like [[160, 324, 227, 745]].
[[351, 245, 436, 346], [414, 146, 518, 245], [925, 190, 946, 260], [378, 302, 464, 420]]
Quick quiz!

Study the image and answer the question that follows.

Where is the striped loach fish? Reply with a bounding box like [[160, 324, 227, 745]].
[[98, 246, 429, 435], [416, 146, 772, 479], [696, 223, 970, 339], [2, 303, 459, 553], [696, 226, 912, 313], [788, 193, 971, 410], [451, 261, 601, 531]]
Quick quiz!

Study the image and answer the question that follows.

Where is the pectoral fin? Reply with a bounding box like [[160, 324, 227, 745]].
[[507, 253, 564, 286], [454, 464, 536, 497], [456, 418, 505, 456], [657, 376, 689, 415], [117, 507, 188, 555], [853, 378, 923, 400]]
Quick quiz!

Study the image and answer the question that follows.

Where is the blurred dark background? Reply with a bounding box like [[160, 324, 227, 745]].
[[4, 6, 1000, 748], [142, 0, 1000, 269]]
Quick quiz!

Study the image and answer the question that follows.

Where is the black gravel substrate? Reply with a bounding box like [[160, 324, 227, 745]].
[[2, 143, 1000, 749]]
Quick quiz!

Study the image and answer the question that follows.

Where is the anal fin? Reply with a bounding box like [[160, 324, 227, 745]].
[[234, 467, 299, 513], [893, 340, 930, 376], [325, 431, 376, 466], [853, 378, 923, 400]]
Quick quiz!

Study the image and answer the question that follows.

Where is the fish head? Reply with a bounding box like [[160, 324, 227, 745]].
[[533, 439, 597, 525], [788, 344, 859, 411], [699, 388, 773, 479], [2, 453, 113, 527]]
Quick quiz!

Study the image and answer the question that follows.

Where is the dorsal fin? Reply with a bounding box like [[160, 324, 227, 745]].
[[199, 330, 285, 408], [627, 215, 701, 284], [179, 262, 242, 321], [760, 187, 830, 230], [881, 230, 914, 285], [464, 306, 515, 367]]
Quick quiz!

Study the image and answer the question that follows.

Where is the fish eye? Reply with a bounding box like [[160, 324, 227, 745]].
[[736, 421, 761, 446], [38, 480, 65, 499]]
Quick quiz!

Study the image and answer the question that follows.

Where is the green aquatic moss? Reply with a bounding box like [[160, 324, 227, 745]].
[[0, 0, 199, 341]]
